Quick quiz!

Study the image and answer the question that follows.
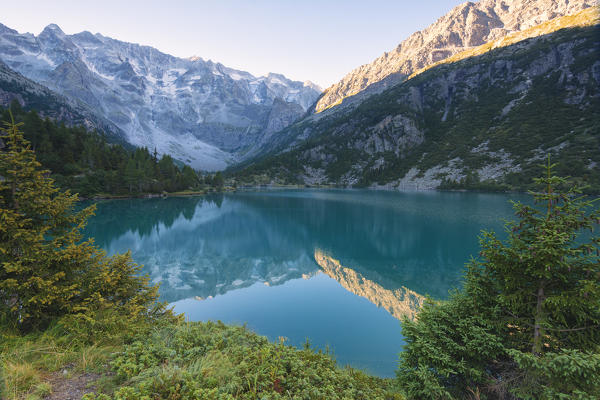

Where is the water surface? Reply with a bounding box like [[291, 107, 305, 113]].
[[84, 189, 522, 377]]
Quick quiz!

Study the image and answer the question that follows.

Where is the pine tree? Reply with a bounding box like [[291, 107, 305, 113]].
[[213, 171, 224, 190], [481, 158, 600, 354], [124, 157, 137, 193], [0, 117, 95, 329], [181, 165, 199, 190], [398, 158, 600, 399], [0, 118, 170, 332], [482, 158, 600, 398]]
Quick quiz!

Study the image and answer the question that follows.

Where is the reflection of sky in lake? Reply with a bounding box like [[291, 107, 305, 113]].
[[84, 189, 522, 377]]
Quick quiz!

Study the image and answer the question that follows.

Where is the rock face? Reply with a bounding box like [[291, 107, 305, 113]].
[[314, 0, 598, 113], [0, 59, 125, 143], [0, 23, 321, 170], [242, 10, 600, 189]]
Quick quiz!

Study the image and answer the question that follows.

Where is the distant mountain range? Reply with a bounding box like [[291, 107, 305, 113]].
[[0, 23, 321, 170], [0, 0, 598, 189]]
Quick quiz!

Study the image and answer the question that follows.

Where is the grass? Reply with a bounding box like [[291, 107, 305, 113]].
[[0, 322, 122, 399], [0, 318, 404, 400], [2, 360, 41, 399]]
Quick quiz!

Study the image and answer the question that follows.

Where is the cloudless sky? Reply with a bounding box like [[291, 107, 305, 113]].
[[2, 0, 466, 88]]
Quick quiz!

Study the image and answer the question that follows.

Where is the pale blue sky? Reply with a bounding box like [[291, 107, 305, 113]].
[[2, 0, 466, 88]]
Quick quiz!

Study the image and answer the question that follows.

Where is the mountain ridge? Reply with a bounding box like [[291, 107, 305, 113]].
[[313, 0, 598, 114], [0, 22, 321, 170], [0, 58, 126, 144], [234, 15, 600, 191]]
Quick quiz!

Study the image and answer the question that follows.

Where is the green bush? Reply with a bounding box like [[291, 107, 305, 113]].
[[398, 161, 600, 399], [82, 321, 402, 400]]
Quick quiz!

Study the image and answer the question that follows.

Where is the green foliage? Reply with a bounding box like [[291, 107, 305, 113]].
[[398, 162, 600, 399], [2, 315, 403, 400], [397, 292, 507, 399], [58, 251, 175, 343], [1, 318, 122, 399], [0, 118, 175, 333], [83, 321, 402, 400], [509, 349, 600, 400], [479, 160, 600, 355], [212, 171, 224, 190], [0, 105, 209, 196], [1, 117, 93, 330]]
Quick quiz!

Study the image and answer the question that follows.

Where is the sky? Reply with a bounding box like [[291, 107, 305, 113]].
[[1, 0, 467, 88]]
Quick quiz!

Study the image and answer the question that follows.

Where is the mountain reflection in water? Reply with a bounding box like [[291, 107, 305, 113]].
[[314, 249, 425, 321], [84, 189, 518, 377]]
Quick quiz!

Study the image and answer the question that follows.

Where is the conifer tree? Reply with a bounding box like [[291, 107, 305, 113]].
[[398, 158, 600, 399], [181, 165, 199, 189], [213, 171, 224, 190], [0, 118, 169, 332], [481, 158, 600, 354], [0, 117, 95, 329], [1, 106, 202, 196]]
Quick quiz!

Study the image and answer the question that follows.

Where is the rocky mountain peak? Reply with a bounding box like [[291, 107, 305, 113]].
[[40, 23, 66, 38], [0, 22, 18, 35], [314, 0, 598, 113], [237, 10, 600, 191], [0, 22, 322, 170], [303, 81, 322, 92]]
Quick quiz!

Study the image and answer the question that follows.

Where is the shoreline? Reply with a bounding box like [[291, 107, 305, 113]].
[[76, 186, 516, 201], [78, 188, 235, 201], [76, 184, 600, 201], [233, 183, 525, 195]]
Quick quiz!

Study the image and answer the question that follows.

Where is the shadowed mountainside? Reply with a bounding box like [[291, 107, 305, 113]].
[[235, 16, 600, 191]]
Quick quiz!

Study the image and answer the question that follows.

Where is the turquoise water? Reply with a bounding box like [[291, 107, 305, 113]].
[[83, 189, 524, 377]]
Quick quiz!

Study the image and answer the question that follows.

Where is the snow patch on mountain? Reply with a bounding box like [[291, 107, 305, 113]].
[[0, 22, 321, 170]]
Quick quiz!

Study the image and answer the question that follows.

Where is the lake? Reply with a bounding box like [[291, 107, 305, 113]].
[[83, 189, 523, 377]]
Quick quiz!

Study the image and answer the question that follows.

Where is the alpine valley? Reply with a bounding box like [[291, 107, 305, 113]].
[[0, 0, 598, 190], [3, 2, 600, 399]]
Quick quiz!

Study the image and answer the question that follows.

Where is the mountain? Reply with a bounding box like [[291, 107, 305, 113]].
[[236, 9, 600, 191], [0, 59, 125, 143], [314, 0, 597, 114], [0, 23, 321, 170]]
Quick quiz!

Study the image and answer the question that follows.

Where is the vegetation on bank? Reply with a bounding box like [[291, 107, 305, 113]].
[[2, 319, 400, 400], [399, 159, 600, 399], [0, 119, 401, 399], [1, 117, 599, 399], [1, 102, 225, 197], [83, 322, 399, 400]]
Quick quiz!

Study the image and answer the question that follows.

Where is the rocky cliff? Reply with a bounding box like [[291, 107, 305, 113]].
[[314, 0, 597, 114], [238, 10, 600, 191], [0, 59, 125, 143], [0, 23, 321, 170]]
